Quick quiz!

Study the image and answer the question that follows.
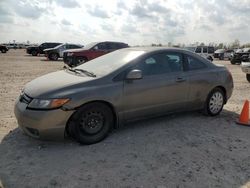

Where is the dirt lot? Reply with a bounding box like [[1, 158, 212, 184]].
[[0, 49, 250, 188]]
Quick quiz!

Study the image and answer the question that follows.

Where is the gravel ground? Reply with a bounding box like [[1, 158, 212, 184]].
[[0, 49, 250, 188]]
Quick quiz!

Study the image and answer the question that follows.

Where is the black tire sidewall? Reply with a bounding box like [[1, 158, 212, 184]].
[[77, 57, 87, 66], [32, 51, 38, 56], [247, 74, 250, 83], [205, 88, 225, 116], [71, 103, 114, 144]]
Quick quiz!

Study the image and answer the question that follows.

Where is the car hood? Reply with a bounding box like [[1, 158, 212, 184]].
[[24, 70, 95, 98]]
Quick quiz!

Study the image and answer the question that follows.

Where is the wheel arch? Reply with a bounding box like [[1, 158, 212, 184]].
[[65, 100, 119, 138], [212, 85, 227, 104]]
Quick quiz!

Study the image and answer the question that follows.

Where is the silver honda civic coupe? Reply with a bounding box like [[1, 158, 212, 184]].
[[14, 47, 234, 144]]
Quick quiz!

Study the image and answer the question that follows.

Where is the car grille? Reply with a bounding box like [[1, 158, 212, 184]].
[[19, 93, 32, 104]]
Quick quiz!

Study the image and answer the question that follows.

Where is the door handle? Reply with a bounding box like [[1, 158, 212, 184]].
[[176, 77, 186, 82]]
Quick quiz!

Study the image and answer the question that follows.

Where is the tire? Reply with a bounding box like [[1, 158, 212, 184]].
[[68, 102, 114, 145], [204, 88, 225, 116], [1, 49, 6, 53], [76, 57, 88, 66], [247, 74, 250, 83], [49, 53, 59, 61], [230, 60, 236, 65], [31, 50, 38, 56]]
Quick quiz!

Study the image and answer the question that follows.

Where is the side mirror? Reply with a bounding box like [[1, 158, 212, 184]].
[[126, 69, 142, 80]]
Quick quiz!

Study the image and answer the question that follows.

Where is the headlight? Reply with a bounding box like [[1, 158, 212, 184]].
[[28, 98, 70, 109], [67, 52, 74, 56]]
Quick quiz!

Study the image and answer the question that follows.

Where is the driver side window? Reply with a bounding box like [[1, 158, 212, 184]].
[[135, 52, 183, 76]]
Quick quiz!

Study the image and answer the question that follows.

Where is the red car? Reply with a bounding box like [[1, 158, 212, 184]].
[[63, 41, 129, 67]]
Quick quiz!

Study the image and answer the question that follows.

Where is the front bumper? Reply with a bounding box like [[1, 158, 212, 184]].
[[241, 62, 250, 74], [14, 99, 75, 140]]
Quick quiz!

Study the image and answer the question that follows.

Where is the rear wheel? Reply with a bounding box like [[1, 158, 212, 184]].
[[204, 88, 225, 116], [68, 102, 114, 145], [31, 50, 38, 56], [1, 49, 6, 53], [247, 74, 250, 83], [49, 53, 59, 61]]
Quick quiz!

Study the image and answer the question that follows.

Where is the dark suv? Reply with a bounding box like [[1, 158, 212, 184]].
[[0, 45, 8, 53], [63, 41, 129, 67], [230, 48, 250, 64], [26, 42, 62, 56]]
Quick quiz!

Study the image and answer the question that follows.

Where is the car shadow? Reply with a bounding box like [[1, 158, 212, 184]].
[[1, 109, 250, 187], [40, 59, 63, 62]]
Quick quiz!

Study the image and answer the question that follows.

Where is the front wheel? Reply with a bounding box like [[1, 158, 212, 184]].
[[68, 102, 114, 145], [76, 57, 88, 66], [247, 74, 250, 83], [49, 53, 59, 61], [1, 49, 6, 53], [204, 88, 225, 116]]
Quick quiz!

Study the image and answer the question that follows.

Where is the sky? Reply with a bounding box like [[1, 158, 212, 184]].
[[0, 0, 250, 46]]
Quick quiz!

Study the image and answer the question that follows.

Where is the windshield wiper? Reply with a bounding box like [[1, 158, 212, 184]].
[[66, 67, 96, 77], [74, 69, 96, 77]]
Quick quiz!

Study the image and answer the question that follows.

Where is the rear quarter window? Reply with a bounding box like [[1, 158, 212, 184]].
[[186, 55, 207, 70]]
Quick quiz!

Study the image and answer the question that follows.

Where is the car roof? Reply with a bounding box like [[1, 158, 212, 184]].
[[119, 47, 188, 53]]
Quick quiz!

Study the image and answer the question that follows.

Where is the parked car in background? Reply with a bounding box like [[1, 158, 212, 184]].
[[241, 56, 250, 82], [230, 48, 250, 64], [44, 43, 83, 61], [15, 47, 233, 144], [63, 41, 129, 67], [26, 42, 62, 56], [0, 45, 8, 53], [214, 49, 234, 60], [6, 43, 18, 49], [184, 46, 214, 61]]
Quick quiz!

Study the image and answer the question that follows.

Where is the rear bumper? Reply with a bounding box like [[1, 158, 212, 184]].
[[14, 99, 74, 140]]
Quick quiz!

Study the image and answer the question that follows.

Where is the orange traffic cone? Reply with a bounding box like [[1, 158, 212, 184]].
[[236, 100, 250, 126]]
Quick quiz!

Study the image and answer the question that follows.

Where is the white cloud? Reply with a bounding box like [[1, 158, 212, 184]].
[[0, 0, 250, 45]]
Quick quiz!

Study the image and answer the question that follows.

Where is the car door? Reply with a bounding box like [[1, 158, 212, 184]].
[[122, 51, 189, 120], [183, 54, 213, 109]]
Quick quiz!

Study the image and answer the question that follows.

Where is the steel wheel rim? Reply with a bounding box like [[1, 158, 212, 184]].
[[209, 92, 223, 114], [80, 112, 104, 134], [51, 54, 57, 60]]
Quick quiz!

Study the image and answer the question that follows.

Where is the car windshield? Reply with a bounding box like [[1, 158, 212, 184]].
[[82, 42, 99, 50], [184, 47, 196, 52], [215, 49, 225, 53], [76, 49, 145, 76]]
